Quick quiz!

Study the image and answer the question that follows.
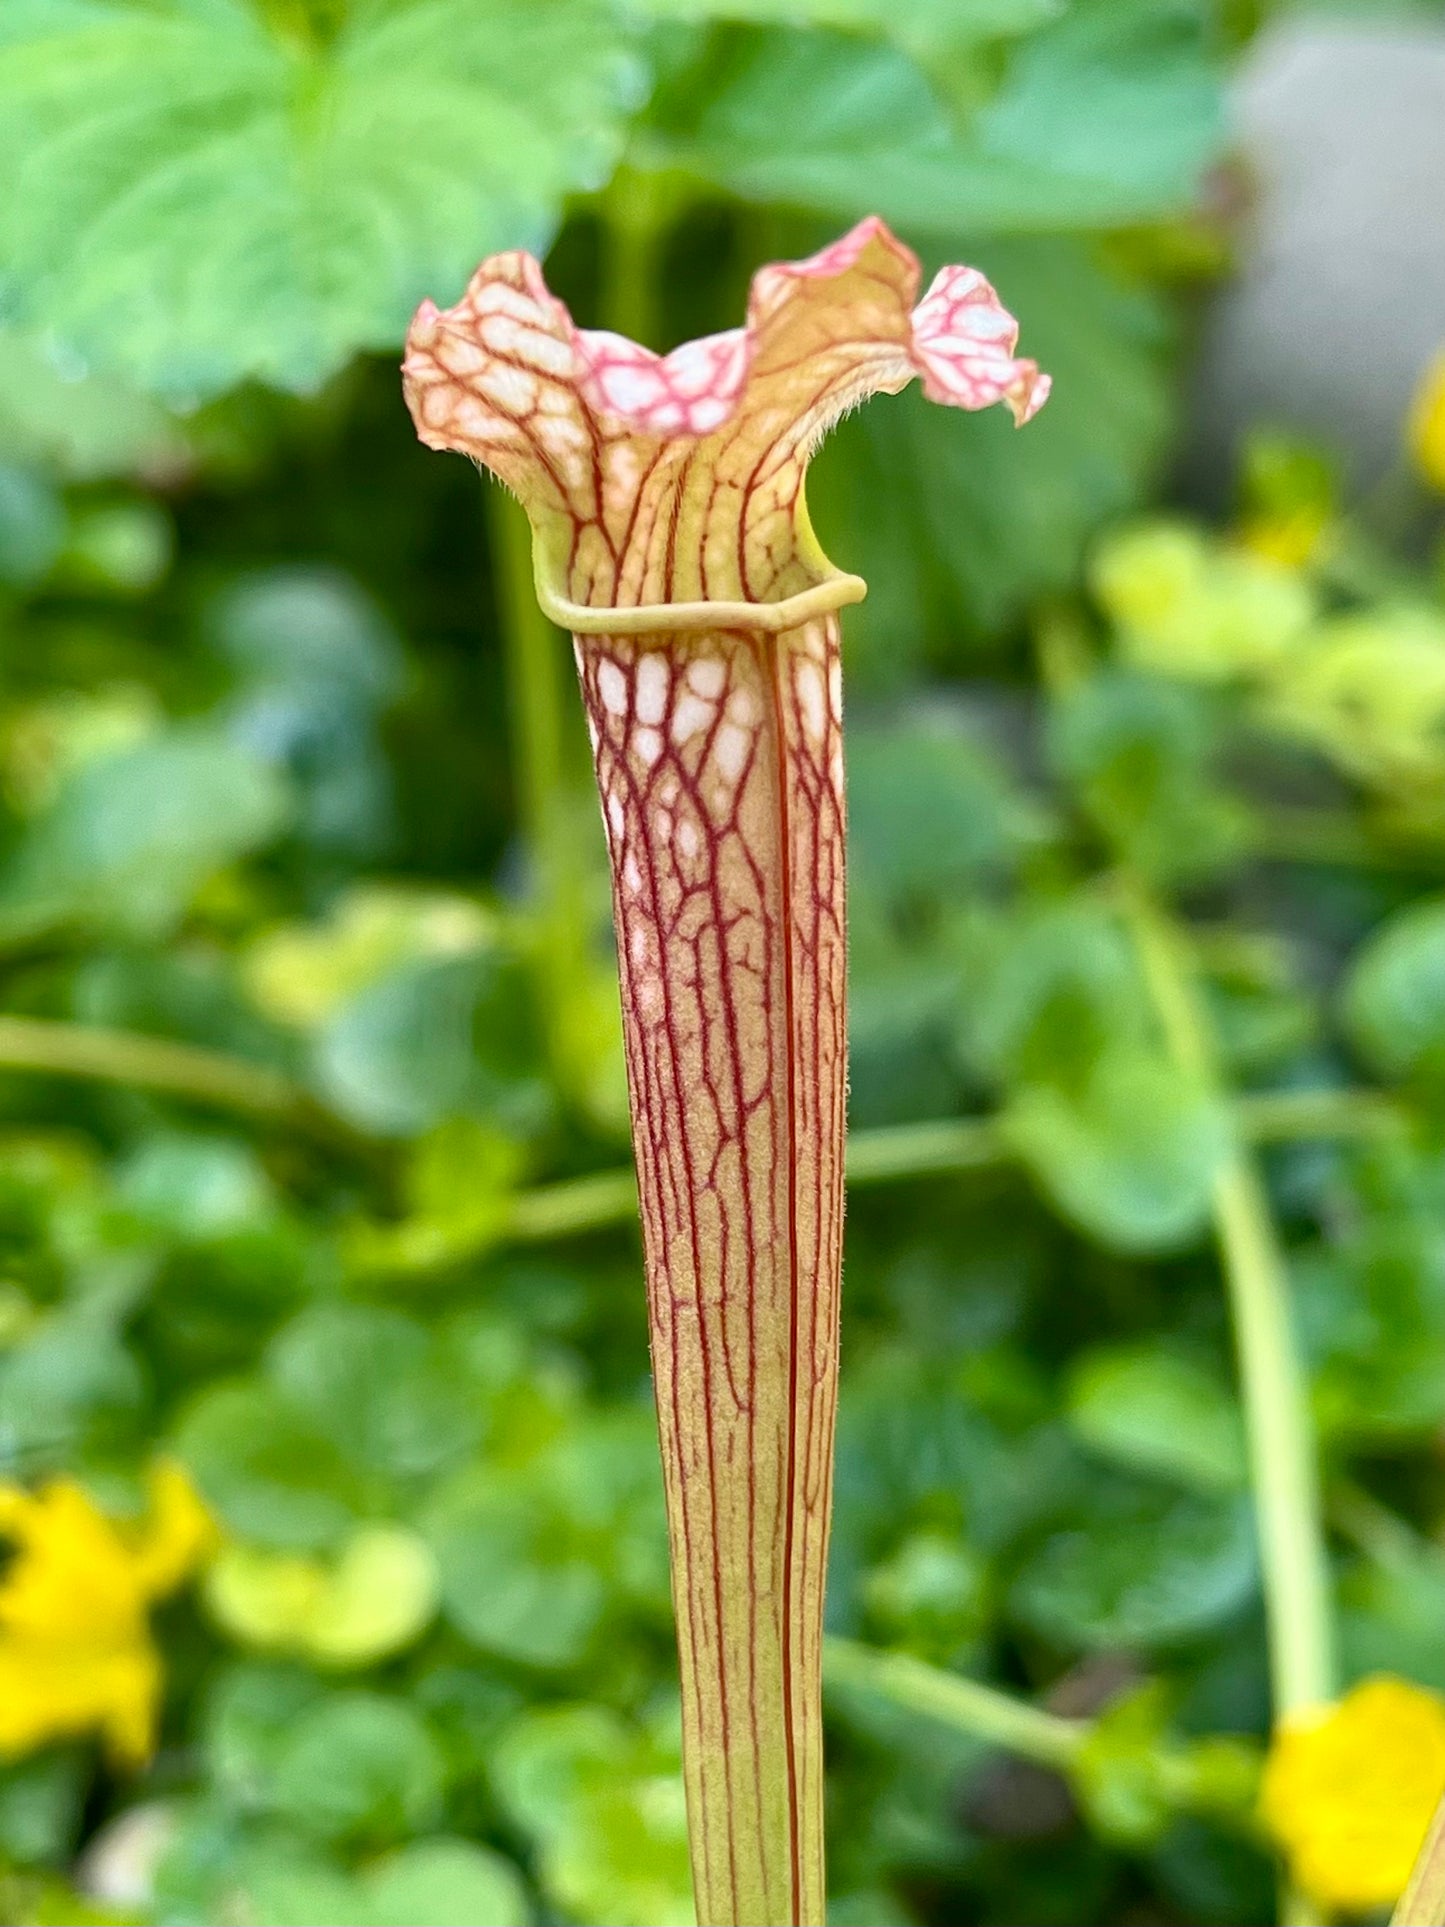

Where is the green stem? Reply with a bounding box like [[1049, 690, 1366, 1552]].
[[489, 487, 594, 1103], [1122, 880, 1334, 1927], [600, 166, 670, 350], [0, 1014, 300, 1119], [823, 1638, 1084, 1772]]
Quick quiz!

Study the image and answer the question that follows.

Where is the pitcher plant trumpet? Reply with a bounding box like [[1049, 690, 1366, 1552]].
[[402, 215, 1048, 1927]]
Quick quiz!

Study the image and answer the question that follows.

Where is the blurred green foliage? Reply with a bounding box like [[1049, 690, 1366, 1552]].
[[0, 2, 1443, 1924]]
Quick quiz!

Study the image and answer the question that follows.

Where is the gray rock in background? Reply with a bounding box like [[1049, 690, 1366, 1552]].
[[1191, 17, 1445, 493]]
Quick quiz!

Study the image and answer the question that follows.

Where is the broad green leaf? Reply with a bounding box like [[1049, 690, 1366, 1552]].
[[0, 1313, 146, 1480], [362, 1838, 530, 1927], [1006, 1048, 1229, 1252], [176, 1380, 363, 1550], [0, 1753, 86, 1869], [117, 1133, 276, 1241], [1049, 669, 1247, 882], [1343, 897, 1445, 1085], [204, 1525, 439, 1666], [0, 329, 189, 478], [977, 0, 1223, 212], [266, 1302, 481, 1482], [304, 1525, 441, 1667], [492, 1706, 693, 1927], [427, 1473, 610, 1670], [204, 1663, 327, 1806], [0, 726, 290, 942], [848, 710, 1032, 908], [0, 464, 66, 587], [270, 1694, 445, 1845], [1011, 1484, 1257, 1649], [0, 0, 635, 399], [641, 14, 1220, 236], [244, 885, 492, 1030], [311, 950, 548, 1137], [965, 896, 1146, 1089], [1067, 1344, 1246, 1491]]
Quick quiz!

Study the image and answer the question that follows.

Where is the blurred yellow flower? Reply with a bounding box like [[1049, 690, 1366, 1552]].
[[1261, 1675, 1445, 1911], [1237, 504, 1331, 573], [0, 1461, 215, 1766], [1410, 352, 1445, 492]]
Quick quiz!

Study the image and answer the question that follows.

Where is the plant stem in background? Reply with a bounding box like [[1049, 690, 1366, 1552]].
[[824, 1638, 1085, 1772], [1123, 880, 1334, 1927], [490, 488, 596, 1108]]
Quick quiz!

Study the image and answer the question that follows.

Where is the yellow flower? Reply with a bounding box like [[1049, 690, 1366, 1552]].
[[1261, 1675, 1445, 1911], [1237, 504, 1331, 573], [0, 1461, 215, 1766], [1410, 352, 1445, 492]]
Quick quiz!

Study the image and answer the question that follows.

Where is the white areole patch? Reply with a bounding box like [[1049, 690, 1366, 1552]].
[[796, 658, 828, 747], [597, 658, 629, 717], [671, 691, 716, 747], [635, 653, 670, 725]]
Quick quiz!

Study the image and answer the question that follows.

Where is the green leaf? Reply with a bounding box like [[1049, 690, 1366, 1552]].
[[266, 1302, 481, 1482], [1048, 670, 1247, 883], [976, 0, 1223, 213], [1006, 1048, 1229, 1252], [1066, 1344, 1246, 1491], [427, 1472, 609, 1670], [117, 1133, 276, 1242], [176, 1379, 363, 1551], [492, 1706, 692, 1927], [1011, 1483, 1257, 1649], [0, 1313, 145, 1480], [644, 16, 1220, 234], [0, 1753, 86, 1869], [205, 1663, 328, 1808], [312, 950, 548, 1138], [813, 240, 1177, 649], [848, 710, 1031, 908], [0, 329, 190, 478], [0, 726, 290, 942], [0, 0, 635, 400], [966, 896, 1146, 1089], [204, 1525, 440, 1668], [270, 1693, 445, 1846], [1341, 1537, 1445, 1694], [1343, 897, 1445, 1086], [0, 463, 66, 586], [362, 1838, 530, 1927]]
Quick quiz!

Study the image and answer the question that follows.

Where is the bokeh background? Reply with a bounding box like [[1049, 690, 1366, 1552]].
[[1, 2, 1444, 1923]]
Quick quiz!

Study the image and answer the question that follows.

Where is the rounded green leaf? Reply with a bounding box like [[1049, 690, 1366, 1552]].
[[267, 1302, 481, 1483], [270, 1694, 445, 1846], [1343, 897, 1445, 1084], [1006, 1048, 1229, 1252], [363, 1838, 530, 1927], [176, 1380, 362, 1551], [0, 726, 289, 942], [0, 0, 636, 400], [1011, 1485, 1257, 1649], [305, 1525, 441, 1668], [1067, 1344, 1246, 1491], [429, 1478, 607, 1670]]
